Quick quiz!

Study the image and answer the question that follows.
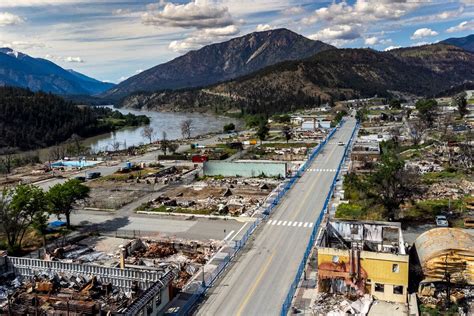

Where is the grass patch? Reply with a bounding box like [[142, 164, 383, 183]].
[[422, 171, 465, 184], [403, 198, 466, 223], [335, 202, 386, 221]]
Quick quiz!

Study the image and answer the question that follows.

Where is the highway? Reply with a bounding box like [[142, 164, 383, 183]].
[[197, 117, 357, 316]]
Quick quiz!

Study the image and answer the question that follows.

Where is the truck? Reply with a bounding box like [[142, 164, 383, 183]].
[[192, 155, 208, 163]]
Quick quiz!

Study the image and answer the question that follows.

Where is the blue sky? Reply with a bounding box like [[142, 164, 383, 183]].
[[0, 0, 473, 83]]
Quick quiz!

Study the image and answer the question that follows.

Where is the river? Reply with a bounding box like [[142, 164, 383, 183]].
[[17, 107, 237, 161], [85, 106, 236, 153]]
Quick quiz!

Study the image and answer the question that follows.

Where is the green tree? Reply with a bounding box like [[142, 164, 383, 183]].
[[452, 92, 468, 118], [370, 149, 420, 219], [168, 142, 179, 154], [415, 99, 438, 127], [256, 121, 270, 144], [32, 211, 49, 248], [223, 123, 236, 133], [0, 184, 48, 252], [282, 126, 292, 143], [389, 99, 401, 109], [47, 179, 89, 228]]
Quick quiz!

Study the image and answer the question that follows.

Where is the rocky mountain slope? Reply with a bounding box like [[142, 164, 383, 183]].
[[121, 43, 474, 115], [0, 48, 114, 95], [102, 28, 334, 99]]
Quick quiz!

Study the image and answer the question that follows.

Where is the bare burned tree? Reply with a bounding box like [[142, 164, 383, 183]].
[[181, 119, 193, 139], [0, 147, 16, 175], [141, 126, 155, 144], [409, 120, 427, 146]]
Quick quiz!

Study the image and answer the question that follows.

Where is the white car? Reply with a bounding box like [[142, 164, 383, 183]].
[[338, 141, 345, 146], [435, 215, 449, 227]]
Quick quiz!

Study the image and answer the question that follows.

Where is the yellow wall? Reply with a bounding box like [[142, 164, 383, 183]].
[[318, 247, 409, 303]]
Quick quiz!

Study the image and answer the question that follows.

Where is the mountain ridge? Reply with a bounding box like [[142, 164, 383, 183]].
[[120, 43, 474, 115], [102, 28, 334, 99], [0, 48, 115, 95], [441, 34, 474, 52]]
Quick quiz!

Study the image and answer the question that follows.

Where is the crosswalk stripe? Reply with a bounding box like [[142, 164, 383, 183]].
[[272, 221, 277, 226], [282, 221, 288, 226], [304, 222, 309, 227], [277, 220, 282, 226], [292, 222, 298, 227], [267, 220, 272, 225], [309, 223, 313, 228], [298, 222, 303, 227]]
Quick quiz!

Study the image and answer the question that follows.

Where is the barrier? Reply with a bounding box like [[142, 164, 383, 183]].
[[169, 121, 346, 316], [280, 120, 360, 315]]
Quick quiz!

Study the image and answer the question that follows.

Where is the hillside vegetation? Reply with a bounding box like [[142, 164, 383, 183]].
[[0, 87, 148, 152], [121, 44, 474, 117]]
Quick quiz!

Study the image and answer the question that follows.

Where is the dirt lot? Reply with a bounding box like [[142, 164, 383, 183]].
[[140, 177, 280, 216]]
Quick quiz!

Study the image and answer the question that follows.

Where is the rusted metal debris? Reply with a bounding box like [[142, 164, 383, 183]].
[[415, 228, 474, 285]]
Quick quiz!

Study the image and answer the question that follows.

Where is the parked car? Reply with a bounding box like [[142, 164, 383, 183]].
[[435, 215, 449, 227], [338, 141, 345, 146], [74, 176, 86, 182], [86, 172, 101, 180]]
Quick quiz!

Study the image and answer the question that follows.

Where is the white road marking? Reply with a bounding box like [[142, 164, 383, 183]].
[[304, 223, 309, 227], [277, 220, 282, 226], [282, 221, 288, 226], [298, 222, 303, 227], [309, 223, 314, 228], [223, 230, 235, 241], [292, 222, 298, 227]]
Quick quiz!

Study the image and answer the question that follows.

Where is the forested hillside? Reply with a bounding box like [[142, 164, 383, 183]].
[[120, 44, 474, 117], [0, 87, 148, 152]]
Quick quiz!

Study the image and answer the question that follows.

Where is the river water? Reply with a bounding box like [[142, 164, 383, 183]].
[[85, 106, 236, 153]]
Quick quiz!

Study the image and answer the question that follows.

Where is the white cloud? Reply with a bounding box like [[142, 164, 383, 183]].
[[309, 24, 361, 45], [364, 36, 379, 45], [302, 0, 422, 26], [256, 24, 272, 32], [65, 56, 84, 63], [0, 0, 84, 7], [45, 54, 84, 63], [446, 20, 474, 33], [1, 40, 44, 49], [142, 0, 234, 29], [0, 12, 24, 26], [169, 25, 240, 53], [410, 28, 438, 40], [384, 45, 401, 51], [282, 6, 304, 16]]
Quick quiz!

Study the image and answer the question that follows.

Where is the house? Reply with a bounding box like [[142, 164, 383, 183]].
[[350, 141, 381, 172], [316, 220, 409, 303]]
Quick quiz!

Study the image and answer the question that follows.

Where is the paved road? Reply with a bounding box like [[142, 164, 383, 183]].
[[197, 117, 357, 316], [65, 210, 251, 241]]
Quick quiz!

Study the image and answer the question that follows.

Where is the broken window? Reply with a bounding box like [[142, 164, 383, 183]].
[[393, 285, 403, 295], [350, 225, 359, 235], [392, 263, 400, 273], [375, 283, 384, 293]]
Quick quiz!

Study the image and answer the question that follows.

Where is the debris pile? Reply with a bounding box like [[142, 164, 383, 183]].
[[0, 273, 135, 314], [418, 285, 474, 314], [311, 293, 373, 315], [147, 177, 279, 216]]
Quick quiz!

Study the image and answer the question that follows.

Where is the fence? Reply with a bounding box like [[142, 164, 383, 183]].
[[280, 120, 360, 316], [168, 121, 345, 316]]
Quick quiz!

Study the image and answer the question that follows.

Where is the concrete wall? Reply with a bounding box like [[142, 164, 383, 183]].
[[203, 161, 287, 178], [318, 247, 409, 303]]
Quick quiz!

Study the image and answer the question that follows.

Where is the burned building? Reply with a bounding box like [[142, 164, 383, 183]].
[[0, 255, 175, 315], [316, 220, 409, 303], [350, 141, 380, 172]]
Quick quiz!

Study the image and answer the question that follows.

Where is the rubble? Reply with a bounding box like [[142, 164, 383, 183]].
[[143, 177, 280, 216], [0, 272, 134, 314]]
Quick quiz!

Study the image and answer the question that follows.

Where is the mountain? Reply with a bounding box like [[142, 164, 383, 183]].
[[120, 43, 474, 116], [441, 34, 474, 52], [102, 28, 334, 99], [0, 48, 115, 95]]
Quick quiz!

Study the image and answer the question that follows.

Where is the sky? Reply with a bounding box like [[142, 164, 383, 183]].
[[0, 0, 473, 83]]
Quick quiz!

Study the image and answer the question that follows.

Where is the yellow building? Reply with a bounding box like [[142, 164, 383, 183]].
[[317, 220, 409, 303]]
